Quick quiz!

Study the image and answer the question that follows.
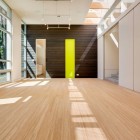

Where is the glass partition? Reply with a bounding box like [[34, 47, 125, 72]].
[[21, 21, 27, 78]]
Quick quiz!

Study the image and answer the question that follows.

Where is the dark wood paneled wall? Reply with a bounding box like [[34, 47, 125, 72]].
[[26, 25, 97, 78]]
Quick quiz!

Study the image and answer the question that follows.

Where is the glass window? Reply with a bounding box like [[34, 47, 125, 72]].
[[0, 30, 7, 60], [0, 0, 11, 84], [0, 72, 10, 83], [0, 0, 11, 19], [0, 61, 11, 70], [22, 71, 26, 78], [21, 22, 27, 78], [0, 14, 6, 30]]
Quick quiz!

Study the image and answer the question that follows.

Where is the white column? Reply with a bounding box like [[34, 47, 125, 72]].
[[12, 10, 21, 82], [134, 4, 140, 92], [98, 36, 104, 79], [119, 11, 134, 90]]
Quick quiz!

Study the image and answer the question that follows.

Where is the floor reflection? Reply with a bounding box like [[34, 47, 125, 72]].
[[68, 79, 107, 140]]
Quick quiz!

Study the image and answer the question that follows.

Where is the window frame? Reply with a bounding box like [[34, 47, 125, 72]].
[[0, 2, 12, 84]]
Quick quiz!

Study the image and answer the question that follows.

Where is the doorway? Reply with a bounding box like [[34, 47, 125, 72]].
[[36, 39, 46, 78], [104, 24, 119, 83]]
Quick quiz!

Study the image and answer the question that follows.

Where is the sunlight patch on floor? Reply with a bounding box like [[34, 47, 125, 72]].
[[69, 97, 85, 101], [75, 127, 87, 140], [68, 85, 78, 91], [37, 81, 49, 86], [22, 96, 32, 102], [68, 79, 107, 140], [72, 117, 97, 123], [69, 91, 83, 98], [15, 81, 41, 87], [6, 82, 23, 88], [71, 102, 93, 116], [0, 97, 22, 105], [75, 127, 107, 140]]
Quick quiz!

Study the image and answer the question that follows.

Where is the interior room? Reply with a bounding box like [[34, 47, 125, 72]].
[[104, 25, 119, 83], [36, 39, 46, 78], [0, 0, 140, 139]]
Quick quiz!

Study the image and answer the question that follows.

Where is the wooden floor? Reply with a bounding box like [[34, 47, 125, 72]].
[[0, 78, 140, 140]]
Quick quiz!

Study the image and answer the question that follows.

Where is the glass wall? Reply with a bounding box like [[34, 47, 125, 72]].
[[21, 21, 27, 78], [0, 0, 11, 83]]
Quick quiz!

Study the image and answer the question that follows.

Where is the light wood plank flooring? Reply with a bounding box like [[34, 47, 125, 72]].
[[0, 78, 140, 140]]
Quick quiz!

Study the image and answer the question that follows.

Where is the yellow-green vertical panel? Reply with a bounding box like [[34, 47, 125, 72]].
[[65, 39, 75, 78]]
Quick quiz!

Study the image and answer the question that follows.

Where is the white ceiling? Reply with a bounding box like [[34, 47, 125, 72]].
[[4, 0, 92, 24]]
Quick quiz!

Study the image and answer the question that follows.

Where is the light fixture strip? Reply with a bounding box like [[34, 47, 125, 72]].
[[43, 0, 72, 29]]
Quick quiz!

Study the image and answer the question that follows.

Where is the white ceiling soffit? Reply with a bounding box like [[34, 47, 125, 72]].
[[4, 0, 92, 24]]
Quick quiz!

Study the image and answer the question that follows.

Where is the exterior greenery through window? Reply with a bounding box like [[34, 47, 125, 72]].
[[0, 0, 11, 83], [0, 30, 6, 69]]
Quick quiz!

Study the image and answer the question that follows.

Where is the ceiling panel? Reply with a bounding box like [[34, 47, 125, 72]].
[[4, 0, 92, 24]]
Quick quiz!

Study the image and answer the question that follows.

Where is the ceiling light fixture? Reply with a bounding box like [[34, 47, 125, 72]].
[[42, 0, 72, 30]]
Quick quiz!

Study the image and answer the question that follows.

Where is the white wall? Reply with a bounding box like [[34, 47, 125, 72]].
[[98, 2, 140, 93], [98, 36, 104, 79], [105, 27, 119, 78], [119, 11, 134, 90], [134, 4, 140, 92], [12, 11, 21, 82]]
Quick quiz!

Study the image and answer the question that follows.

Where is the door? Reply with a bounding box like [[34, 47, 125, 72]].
[[65, 39, 75, 78], [36, 39, 46, 78]]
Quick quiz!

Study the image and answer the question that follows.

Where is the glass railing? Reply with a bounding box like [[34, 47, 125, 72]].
[[21, 22, 27, 78]]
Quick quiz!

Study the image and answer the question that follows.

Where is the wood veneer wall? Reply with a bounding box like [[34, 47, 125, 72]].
[[26, 25, 97, 78]]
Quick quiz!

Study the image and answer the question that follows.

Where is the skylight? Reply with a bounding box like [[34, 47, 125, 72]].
[[84, 0, 115, 25]]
